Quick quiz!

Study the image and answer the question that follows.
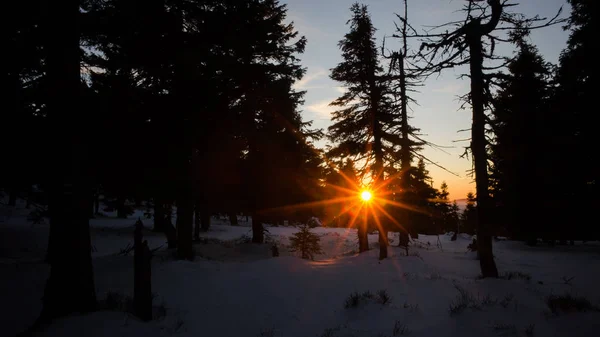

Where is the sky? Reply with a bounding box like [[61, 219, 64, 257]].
[[281, 0, 571, 201]]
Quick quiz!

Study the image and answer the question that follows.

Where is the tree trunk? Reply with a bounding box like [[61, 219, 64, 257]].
[[8, 187, 18, 206], [176, 198, 194, 260], [94, 191, 100, 215], [116, 196, 127, 218], [358, 220, 369, 253], [252, 212, 264, 243], [152, 198, 165, 232], [40, 0, 96, 321], [193, 201, 201, 240], [379, 228, 388, 260], [89, 189, 96, 218], [200, 210, 210, 232], [133, 219, 152, 321], [229, 212, 238, 226], [468, 33, 498, 278]]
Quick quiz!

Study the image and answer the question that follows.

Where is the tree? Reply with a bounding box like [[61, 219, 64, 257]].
[[415, 0, 564, 277], [289, 224, 324, 260], [490, 39, 552, 242], [327, 3, 397, 259], [553, 0, 597, 241], [41, 0, 96, 321], [218, 0, 314, 243], [461, 192, 478, 235], [450, 201, 460, 235], [433, 181, 451, 233]]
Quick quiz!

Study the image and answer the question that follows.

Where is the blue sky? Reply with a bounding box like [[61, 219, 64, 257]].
[[282, 0, 570, 201]]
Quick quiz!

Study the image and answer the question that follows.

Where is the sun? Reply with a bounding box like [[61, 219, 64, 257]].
[[360, 190, 372, 202]]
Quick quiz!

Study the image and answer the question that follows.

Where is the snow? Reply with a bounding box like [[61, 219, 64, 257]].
[[2, 200, 600, 337]]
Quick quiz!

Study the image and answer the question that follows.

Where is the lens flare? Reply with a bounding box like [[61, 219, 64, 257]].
[[360, 190, 372, 202]]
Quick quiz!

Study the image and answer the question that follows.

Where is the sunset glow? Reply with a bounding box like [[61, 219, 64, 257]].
[[360, 190, 372, 202]]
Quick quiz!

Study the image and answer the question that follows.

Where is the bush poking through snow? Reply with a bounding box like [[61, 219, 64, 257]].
[[403, 302, 419, 312], [502, 271, 532, 281], [258, 327, 276, 337], [524, 324, 535, 337], [448, 285, 499, 316], [289, 224, 323, 260], [492, 323, 517, 336], [99, 290, 168, 321], [320, 326, 342, 337], [377, 289, 392, 305], [546, 293, 599, 314], [344, 290, 392, 308], [392, 321, 411, 336], [345, 292, 361, 308], [499, 293, 515, 308], [102, 291, 134, 313]]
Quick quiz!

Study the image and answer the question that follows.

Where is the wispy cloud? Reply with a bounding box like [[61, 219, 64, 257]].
[[293, 69, 328, 90], [431, 82, 464, 94], [305, 99, 336, 119], [335, 86, 348, 94]]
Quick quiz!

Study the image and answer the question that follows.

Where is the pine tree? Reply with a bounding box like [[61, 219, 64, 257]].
[[41, 0, 97, 321], [461, 192, 478, 235], [490, 39, 552, 242], [289, 224, 324, 260], [449, 201, 460, 236], [434, 181, 451, 233], [554, 0, 597, 241], [327, 3, 400, 258]]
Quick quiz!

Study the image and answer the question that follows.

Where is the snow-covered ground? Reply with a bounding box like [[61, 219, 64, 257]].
[[2, 199, 600, 337]]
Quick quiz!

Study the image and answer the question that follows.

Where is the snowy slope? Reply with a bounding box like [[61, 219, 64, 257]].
[[2, 202, 599, 337]]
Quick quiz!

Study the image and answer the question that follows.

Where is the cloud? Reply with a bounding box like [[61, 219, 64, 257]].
[[293, 69, 329, 90], [305, 99, 337, 119], [431, 82, 464, 94], [335, 86, 348, 94]]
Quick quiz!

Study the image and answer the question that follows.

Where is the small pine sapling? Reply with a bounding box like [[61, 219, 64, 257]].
[[289, 224, 323, 260]]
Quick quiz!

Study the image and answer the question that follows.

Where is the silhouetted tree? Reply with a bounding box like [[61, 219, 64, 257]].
[[461, 192, 478, 235], [41, 0, 96, 321], [327, 3, 398, 259], [490, 39, 552, 242], [415, 0, 564, 277], [553, 0, 597, 241]]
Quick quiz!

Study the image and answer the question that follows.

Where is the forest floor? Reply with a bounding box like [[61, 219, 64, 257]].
[[2, 199, 600, 337]]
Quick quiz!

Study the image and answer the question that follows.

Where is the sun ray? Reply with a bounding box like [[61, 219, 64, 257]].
[[374, 198, 428, 215], [373, 202, 407, 233]]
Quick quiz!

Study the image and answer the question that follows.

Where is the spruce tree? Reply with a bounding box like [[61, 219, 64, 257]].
[[327, 3, 398, 258], [289, 224, 324, 260], [554, 0, 597, 241], [491, 39, 552, 242]]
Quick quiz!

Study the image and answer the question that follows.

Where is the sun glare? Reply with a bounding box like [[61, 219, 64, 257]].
[[360, 190, 372, 202]]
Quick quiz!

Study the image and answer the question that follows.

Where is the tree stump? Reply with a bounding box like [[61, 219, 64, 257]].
[[134, 219, 152, 321]]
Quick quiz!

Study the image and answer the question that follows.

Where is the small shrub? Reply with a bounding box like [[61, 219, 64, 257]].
[[561, 276, 575, 285], [448, 285, 499, 316], [377, 289, 392, 305], [344, 292, 361, 308], [524, 324, 535, 337], [500, 293, 514, 308], [492, 323, 517, 336], [258, 327, 276, 337], [344, 290, 392, 308], [289, 224, 323, 260], [546, 293, 598, 314], [100, 291, 134, 313], [320, 326, 341, 337], [362, 291, 374, 299], [403, 302, 419, 312], [392, 321, 411, 336], [502, 271, 532, 281]]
